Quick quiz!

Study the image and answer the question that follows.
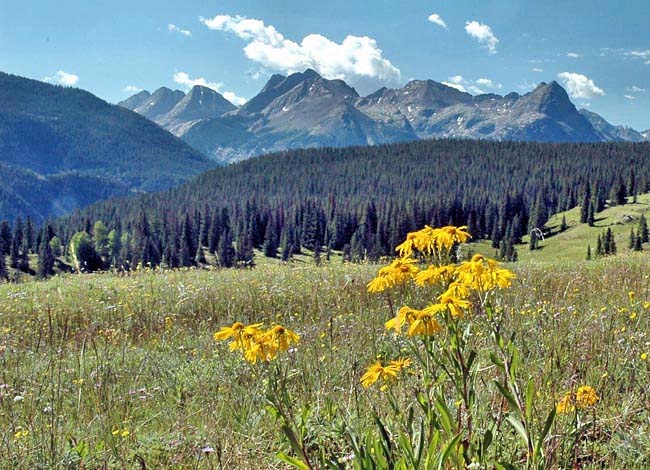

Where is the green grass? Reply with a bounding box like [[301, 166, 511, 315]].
[[0, 256, 649, 468], [468, 194, 650, 263]]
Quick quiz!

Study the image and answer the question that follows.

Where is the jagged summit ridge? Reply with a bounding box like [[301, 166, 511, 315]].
[[119, 69, 647, 163]]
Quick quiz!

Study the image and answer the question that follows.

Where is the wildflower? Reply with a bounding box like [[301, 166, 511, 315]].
[[367, 257, 419, 293], [556, 392, 575, 414], [455, 254, 515, 292], [262, 325, 300, 352], [385, 306, 420, 333], [414, 264, 455, 286], [408, 310, 443, 336], [14, 429, 29, 439], [360, 358, 411, 388], [556, 385, 599, 413], [213, 321, 246, 341], [13, 395, 24, 403], [575, 386, 599, 409], [438, 289, 471, 317], [395, 225, 471, 257]]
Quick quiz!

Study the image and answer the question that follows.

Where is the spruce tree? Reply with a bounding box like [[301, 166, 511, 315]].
[[638, 214, 649, 243], [596, 235, 603, 257], [560, 214, 568, 232], [0, 221, 11, 257], [217, 227, 235, 268], [579, 185, 590, 223], [586, 244, 591, 260], [0, 251, 7, 279], [635, 234, 643, 251], [37, 239, 55, 279], [629, 228, 636, 249], [587, 202, 595, 227]]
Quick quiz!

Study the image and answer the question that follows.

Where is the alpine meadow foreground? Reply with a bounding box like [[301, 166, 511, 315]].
[[0, 253, 649, 469]]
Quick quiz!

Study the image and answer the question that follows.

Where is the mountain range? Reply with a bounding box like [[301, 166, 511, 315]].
[[0, 72, 216, 222], [120, 69, 649, 163]]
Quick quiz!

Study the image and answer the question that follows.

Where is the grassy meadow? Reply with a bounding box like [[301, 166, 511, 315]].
[[0, 251, 649, 468]]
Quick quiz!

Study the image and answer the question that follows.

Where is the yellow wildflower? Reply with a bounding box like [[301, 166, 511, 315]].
[[407, 310, 443, 336], [414, 264, 456, 286], [575, 386, 599, 409], [360, 358, 411, 388], [385, 306, 420, 333], [213, 321, 246, 341], [261, 325, 300, 352], [455, 254, 515, 292], [556, 392, 575, 414], [438, 289, 471, 317], [367, 257, 419, 292]]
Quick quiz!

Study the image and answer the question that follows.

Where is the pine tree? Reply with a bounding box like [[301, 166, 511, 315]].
[[638, 214, 649, 243], [528, 231, 538, 251], [0, 251, 7, 280], [217, 227, 235, 268], [635, 234, 643, 251], [596, 235, 603, 257], [629, 227, 636, 249], [579, 184, 590, 223], [37, 239, 55, 279], [586, 244, 591, 260], [560, 214, 568, 232], [587, 202, 595, 227], [0, 221, 11, 257]]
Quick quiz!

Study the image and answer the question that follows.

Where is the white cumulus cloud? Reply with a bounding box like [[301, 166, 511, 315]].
[[427, 13, 447, 29], [624, 94, 635, 100], [168, 24, 192, 36], [123, 85, 143, 93], [442, 81, 467, 92], [464, 21, 499, 54], [198, 14, 401, 91], [557, 72, 605, 99], [476, 78, 502, 89], [531, 67, 543, 73], [443, 75, 501, 95], [627, 85, 646, 93], [566, 52, 581, 58], [173, 72, 247, 105], [43, 70, 79, 86]]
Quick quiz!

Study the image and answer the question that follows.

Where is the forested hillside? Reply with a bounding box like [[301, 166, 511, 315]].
[[0, 72, 216, 221], [4, 139, 639, 274]]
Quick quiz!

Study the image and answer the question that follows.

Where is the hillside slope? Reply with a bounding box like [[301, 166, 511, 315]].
[[0, 72, 217, 221]]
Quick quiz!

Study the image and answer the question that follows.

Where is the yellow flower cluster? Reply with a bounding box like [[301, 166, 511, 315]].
[[214, 321, 300, 364], [360, 358, 412, 388], [395, 225, 471, 257], [455, 254, 516, 291], [556, 385, 599, 414], [368, 227, 516, 337], [367, 257, 419, 293]]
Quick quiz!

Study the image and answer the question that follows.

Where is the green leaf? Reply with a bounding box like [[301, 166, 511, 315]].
[[437, 433, 463, 470], [525, 379, 535, 420], [489, 352, 505, 371], [493, 380, 523, 420], [277, 452, 310, 470], [435, 396, 455, 435], [505, 414, 530, 449], [533, 406, 556, 462]]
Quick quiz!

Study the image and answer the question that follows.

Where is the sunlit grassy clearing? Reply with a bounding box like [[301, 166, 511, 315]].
[[0, 257, 649, 468]]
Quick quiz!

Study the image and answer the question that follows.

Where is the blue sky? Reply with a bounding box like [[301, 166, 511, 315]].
[[1, 0, 648, 130]]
